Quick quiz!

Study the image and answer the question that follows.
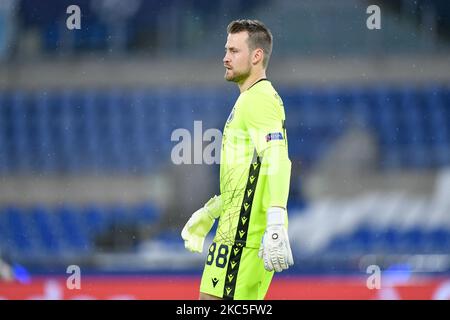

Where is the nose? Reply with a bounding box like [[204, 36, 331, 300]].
[[223, 52, 230, 64]]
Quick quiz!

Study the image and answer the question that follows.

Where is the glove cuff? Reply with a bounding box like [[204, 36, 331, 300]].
[[204, 195, 222, 219], [267, 207, 285, 226]]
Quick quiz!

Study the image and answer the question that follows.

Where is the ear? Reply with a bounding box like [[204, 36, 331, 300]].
[[252, 48, 264, 66]]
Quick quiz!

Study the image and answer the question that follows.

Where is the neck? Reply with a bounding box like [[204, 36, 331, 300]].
[[238, 69, 266, 93]]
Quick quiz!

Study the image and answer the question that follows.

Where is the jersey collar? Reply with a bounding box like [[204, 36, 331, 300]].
[[247, 78, 269, 91]]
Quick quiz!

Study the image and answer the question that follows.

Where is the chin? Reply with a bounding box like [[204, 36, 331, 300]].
[[225, 73, 234, 81]]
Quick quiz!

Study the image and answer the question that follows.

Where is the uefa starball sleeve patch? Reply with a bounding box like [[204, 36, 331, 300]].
[[265, 132, 284, 142]]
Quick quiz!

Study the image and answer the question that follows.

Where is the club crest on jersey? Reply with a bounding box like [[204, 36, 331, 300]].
[[266, 132, 283, 142]]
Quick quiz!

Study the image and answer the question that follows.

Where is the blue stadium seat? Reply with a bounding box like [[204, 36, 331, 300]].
[[0, 92, 7, 173], [83, 205, 108, 236], [348, 227, 375, 253], [82, 91, 102, 171], [4, 207, 33, 253], [34, 91, 57, 172], [30, 206, 61, 253], [56, 206, 90, 252], [128, 90, 148, 171], [10, 91, 31, 171], [424, 228, 450, 253], [0, 209, 9, 251], [108, 204, 131, 226], [369, 228, 399, 253], [325, 233, 353, 254], [398, 228, 425, 253], [134, 202, 160, 224], [43, 21, 60, 52]]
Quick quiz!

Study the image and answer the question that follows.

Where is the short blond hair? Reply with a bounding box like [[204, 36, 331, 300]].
[[227, 19, 273, 68]]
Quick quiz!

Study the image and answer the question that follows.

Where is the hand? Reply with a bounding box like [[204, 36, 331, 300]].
[[258, 207, 294, 272], [181, 208, 214, 253], [181, 195, 222, 253]]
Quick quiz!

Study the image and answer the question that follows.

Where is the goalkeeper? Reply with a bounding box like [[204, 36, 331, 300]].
[[181, 19, 293, 300]]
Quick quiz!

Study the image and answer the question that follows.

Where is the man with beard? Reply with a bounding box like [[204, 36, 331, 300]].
[[182, 19, 294, 300]]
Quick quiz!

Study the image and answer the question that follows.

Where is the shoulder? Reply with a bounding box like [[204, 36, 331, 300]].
[[239, 84, 276, 110], [240, 82, 283, 117]]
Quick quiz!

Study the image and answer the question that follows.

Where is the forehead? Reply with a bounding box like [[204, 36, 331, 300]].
[[225, 31, 249, 48]]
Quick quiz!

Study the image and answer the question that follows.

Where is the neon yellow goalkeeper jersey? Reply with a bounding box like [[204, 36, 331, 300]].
[[214, 79, 290, 249]]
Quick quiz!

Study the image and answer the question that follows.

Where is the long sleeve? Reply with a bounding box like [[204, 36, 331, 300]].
[[240, 89, 291, 209], [260, 144, 291, 208]]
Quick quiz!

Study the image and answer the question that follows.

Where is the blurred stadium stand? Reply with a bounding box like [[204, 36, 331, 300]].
[[6, 0, 450, 58], [0, 0, 450, 297], [1, 85, 449, 273], [0, 85, 449, 174]]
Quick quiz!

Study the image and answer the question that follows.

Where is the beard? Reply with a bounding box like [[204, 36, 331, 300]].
[[224, 62, 251, 83]]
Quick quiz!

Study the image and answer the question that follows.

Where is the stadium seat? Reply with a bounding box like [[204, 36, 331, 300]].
[[30, 206, 61, 254], [4, 207, 33, 254], [57, 206, 90, 253]]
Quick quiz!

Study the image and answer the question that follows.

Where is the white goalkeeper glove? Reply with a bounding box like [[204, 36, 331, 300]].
[[181, 195, 222, 253], [258, 207, 294, 272]]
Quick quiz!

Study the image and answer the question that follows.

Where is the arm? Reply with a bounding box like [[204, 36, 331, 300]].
[[261, 144, 291, 209], [241, 92, 294, 272], [258, 144, 294, 272]]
